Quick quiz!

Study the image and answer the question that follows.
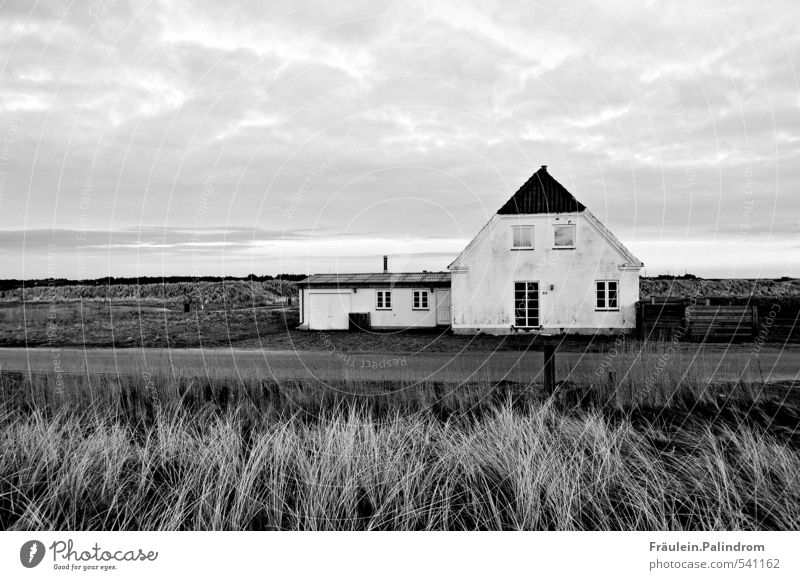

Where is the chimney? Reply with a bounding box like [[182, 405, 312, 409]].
[[541, 165, 547, 172], [383, 255, 388, 273]]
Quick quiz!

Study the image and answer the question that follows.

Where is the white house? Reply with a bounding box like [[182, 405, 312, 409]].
[[298, 165, 643, 334], [448, 165, 643, 335]]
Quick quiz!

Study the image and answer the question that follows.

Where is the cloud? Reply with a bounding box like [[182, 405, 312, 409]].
[[0, 0, 798, 277]]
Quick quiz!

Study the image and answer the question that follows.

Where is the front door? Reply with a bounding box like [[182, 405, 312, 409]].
[[514, 282, 539, 327], [435, 289, 451, 325]]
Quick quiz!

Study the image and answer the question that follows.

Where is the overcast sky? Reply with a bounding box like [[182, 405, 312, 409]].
[[1, 0, 798, 279]]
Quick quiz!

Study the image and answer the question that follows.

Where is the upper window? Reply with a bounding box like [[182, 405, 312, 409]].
[[596, 280, 619, 310], [512, 225, 534, 249], [412, 290, 429, 310], [376, 290, 392, 310], [553, 224, 576, 248]]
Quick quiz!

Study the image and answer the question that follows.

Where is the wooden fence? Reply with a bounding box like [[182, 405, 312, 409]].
[[636, 297, 800, 343]]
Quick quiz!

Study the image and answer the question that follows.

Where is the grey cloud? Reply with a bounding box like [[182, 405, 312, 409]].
[[0, 0, 798, 277], [0, 227, 313, 251]]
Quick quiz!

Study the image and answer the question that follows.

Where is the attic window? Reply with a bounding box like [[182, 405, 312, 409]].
[[512, 225, 534, 249], [553, 224, 575, 248]]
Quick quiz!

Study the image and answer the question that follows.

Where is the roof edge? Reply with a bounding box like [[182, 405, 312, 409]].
[[582, 209, 644, 268]]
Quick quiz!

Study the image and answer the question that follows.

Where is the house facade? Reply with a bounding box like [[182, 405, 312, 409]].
[[298, 166, 642, 334]]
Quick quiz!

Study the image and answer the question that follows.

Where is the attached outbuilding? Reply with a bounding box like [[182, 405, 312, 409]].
[[298, 271, 452, 330]]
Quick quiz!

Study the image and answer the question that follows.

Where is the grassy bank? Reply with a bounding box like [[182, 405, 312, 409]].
[[1, 401, 798, 531]]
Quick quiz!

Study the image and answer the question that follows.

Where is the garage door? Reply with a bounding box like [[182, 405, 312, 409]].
[[309, 293, 350, 330]]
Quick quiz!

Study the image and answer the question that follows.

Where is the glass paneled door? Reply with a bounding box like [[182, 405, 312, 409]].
[[514, 282, 539, 327]]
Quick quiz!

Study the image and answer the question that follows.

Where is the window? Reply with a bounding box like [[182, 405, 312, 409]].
[[512, 225, 534, 249], [596, 280, 619, 310], [553, 224, 576, 248], [413, 290, 429, 310], [376, 290, 392, 310], [514, 282, 539, 327]]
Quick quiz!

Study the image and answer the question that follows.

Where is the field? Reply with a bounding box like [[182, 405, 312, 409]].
[[0, 301, 650, 351], [0, 301, 295, 348], [2, 275, 799, 350]]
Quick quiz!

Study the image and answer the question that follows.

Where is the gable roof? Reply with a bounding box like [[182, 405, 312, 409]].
[[496, 165, 586, 215], [448, 165, 643, 270]]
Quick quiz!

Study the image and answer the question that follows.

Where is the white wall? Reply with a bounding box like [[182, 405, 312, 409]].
[[300, 287, 440, 330], [450, 213, 641, 335]]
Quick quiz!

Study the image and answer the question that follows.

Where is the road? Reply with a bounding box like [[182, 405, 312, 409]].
[[1, 345, 797, 384]]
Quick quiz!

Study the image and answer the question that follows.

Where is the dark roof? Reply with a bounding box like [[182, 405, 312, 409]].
[[300, 272, 451, 287], [497, 166, 586, 215]]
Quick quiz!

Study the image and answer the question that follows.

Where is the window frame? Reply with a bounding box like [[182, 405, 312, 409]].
[[376, 290, 392, 310], [595, 280, 619, 311], [511, 225, 534, 250], [553, 223, 576, 249], [412, 289, 430, 310]]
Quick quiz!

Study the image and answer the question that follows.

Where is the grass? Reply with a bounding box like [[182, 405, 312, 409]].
[[2, 401, 799, 531], [1, 343, 799, 531], [0, 301, 296, 348], [0, 279, 297, 303]]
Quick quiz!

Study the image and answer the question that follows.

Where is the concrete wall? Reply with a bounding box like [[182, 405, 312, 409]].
[[300, 287, 440, 330], [449, 213, 640, 335]]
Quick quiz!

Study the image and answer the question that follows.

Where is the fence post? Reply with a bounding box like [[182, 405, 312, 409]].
[[607, 371, 618, 406], [543, 343, 556, 395], [684, 301, 692, 342], [639, 302, 647, 340]]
